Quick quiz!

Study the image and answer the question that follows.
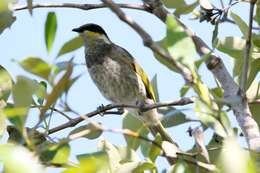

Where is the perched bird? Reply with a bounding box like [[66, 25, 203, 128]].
[[72, 23, 174, 143]]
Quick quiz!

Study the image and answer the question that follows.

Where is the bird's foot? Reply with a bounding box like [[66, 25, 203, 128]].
[[135, 100, 146, 115], [117, 107, 125, 114], [97, 104, 105, 116]]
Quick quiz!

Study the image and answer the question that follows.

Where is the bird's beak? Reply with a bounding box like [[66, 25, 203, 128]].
[[72, 27, 81, 33]]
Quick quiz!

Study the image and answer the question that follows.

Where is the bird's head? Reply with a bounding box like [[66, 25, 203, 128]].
[[72, 23, 111, 45]]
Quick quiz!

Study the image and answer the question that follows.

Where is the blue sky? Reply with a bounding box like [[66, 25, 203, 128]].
[[0, 0, 250, 172]]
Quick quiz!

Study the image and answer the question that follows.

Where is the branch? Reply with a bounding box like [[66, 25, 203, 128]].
[[141, 0, 260, 151], [240, 2, 255, 92], [13, 0, 260, 151], [48, 98, 193, 134], [67, 119, 217, 172], [100, 0, 194, 84], [13, 2, 151, 12]]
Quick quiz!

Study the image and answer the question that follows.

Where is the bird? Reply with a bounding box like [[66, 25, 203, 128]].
[[72, 23, 174, 144]]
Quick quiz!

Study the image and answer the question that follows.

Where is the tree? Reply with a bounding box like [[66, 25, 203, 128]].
[[0, 0, 260, 172]]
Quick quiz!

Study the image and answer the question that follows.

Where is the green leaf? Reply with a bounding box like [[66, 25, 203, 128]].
[[230, 12, 249, 37], [154, 40, 178, 73], [45, 12, 57, 53], [19, 57, 52, 80], [36, 81, 47, 105], [76, 151, 109, 173], [247, 58, 260, 89], [0, 108, 6, 138], [151, 74, 159, 102], [174, 2, 198, 17], [180, 84, 190, 97], [255, 7, 260, 27], [218, 138, 258, 173], [0, 0, 16, 34], [161, 0, 186, 8], [247, 80, 260, 100], [252, 33, 260, 48], [7, 126, 24, 144], [122, 113, 149, 150], [0, 143, 45, 173], [148, 134, 162, 162], [10, 77, 38, 130], [116, 161, 156, 173], [0, 65, 12, 101], [117, 146, 140, 163], [194, 80, 212, 106], [5, 104, 26, 131], [212, 23, 219, 48], [57, 36, 83, 57], [13, 76, 37, 109], [215, 37, 245, 76], [165, 14, 196, 71], [250, 102, 260, 129], [194, 98, 227, 137], [161, 0, 198, 17], [160, 107, 190, 128], [210, 87, 224, 108], [27, 0, 33, 15], [194, 51, 212, 69], [40, 143, 70, 164], [98, 140, 121, 171], [219, 112, 232, 134], [215, 37, 245, 58], [51, 143, 70, 164], [40, 63, 73, 118], [69, 123, 102, 139], [170, 161, 190, 173]]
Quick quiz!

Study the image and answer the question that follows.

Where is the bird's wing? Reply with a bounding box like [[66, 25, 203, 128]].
[[133, 61, 156, 101], [111, 44, 156, 101]]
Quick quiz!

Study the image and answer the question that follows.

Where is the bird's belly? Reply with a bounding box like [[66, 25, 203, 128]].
[[88, 59, 146, 104]]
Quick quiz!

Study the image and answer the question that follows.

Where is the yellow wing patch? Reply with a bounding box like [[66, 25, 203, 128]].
[[133, 62, 156, 101]]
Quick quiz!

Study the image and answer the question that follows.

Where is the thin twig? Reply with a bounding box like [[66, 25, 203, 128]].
[[240, 2, 255, 92], [67, 119, 217, 172], [31, 105, 72, 120], [13, 2, 151, 12], [101, 0, 194, 84], [220, 0, 225, 8], [48, 97, 193, 134]]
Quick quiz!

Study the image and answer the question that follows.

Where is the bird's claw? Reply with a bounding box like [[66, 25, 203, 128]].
[[135, 101, 146, 115], [97, 104, 105, 116], [117, 107, 125, 114]]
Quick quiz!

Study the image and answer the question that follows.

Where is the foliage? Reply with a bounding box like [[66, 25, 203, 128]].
[[0, 0, 259, 173]]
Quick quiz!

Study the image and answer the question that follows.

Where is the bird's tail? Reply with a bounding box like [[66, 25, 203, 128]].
[[149, 121, 178, 165], [141, 107, 178, 147], [149, 122, 174, 144]]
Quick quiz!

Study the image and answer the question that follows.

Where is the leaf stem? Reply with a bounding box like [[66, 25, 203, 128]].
[[240, 2, 255, 92]]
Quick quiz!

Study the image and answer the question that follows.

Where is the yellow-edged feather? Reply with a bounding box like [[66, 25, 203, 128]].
[[133, 62, 156, 101]]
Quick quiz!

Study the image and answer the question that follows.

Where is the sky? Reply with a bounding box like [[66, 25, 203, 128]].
[[0, 0, 251, 172]]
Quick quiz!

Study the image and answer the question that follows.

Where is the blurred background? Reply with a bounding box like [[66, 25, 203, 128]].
[[0, 0, 251, 172]]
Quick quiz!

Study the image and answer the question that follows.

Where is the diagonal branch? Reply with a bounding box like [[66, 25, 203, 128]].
[[101, 0, 194, 84], [142, 0, 260, 151], [13, 0, 260, 151]]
